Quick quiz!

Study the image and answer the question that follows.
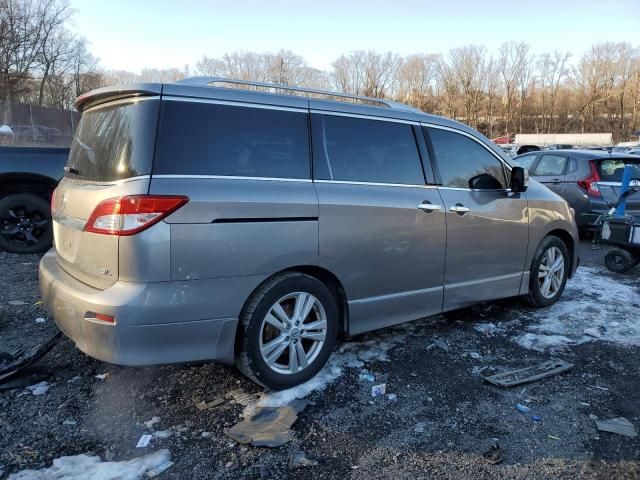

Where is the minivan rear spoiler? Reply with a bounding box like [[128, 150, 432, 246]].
[[74, 83, 163, 112]]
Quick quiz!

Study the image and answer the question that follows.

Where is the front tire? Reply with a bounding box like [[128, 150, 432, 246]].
[[0, 193, 52, 254], [236, 272, 338, 390], [527, 236, 569, 307]]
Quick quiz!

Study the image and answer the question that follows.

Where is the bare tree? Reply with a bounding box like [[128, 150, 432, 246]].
[[396, 53, 438, 109], [448, 45, 487, 127]]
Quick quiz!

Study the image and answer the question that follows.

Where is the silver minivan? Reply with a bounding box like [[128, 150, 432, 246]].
[[39, 78, 579, 390]]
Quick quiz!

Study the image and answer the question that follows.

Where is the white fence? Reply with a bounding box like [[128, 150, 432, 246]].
[[514, 133, 613, 147]]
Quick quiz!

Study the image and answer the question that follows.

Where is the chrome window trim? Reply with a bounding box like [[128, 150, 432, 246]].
[[310, 109, 419, 126], [162, 96, 308, 113], [61, 174, 151, 186], [151, 174, 312, 183], [349, 285, 443, 305], [314, 179, 436, 189], [445, 272, 522, 289], [52, 210, 86, 231]]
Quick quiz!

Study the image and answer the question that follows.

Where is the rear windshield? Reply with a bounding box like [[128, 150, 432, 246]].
[[65, 98, 159, 182], [596, 158, 640, 182]]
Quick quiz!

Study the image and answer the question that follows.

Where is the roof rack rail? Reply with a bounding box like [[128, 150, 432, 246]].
[[174, 76, 420, 112]]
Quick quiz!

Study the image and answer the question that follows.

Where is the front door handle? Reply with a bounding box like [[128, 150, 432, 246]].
[[418, 202, 443, 213], [449, 205, 470, 215], [550, 179, 562, 184]]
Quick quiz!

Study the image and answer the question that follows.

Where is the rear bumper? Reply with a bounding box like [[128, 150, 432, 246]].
[[38, 250, 248, 366]]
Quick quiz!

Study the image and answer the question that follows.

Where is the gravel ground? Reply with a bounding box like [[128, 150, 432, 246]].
[[1, 241, 639, 479]]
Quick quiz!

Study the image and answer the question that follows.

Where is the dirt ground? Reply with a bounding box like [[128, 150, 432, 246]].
[[1, 240, 639, 479]]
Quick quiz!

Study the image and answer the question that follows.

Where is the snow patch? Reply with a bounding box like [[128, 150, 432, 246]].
[[514, 266, 640, 352], [243, 320, 432, 416], [8, 449, 171, 480], [25, 381, 49, 396]]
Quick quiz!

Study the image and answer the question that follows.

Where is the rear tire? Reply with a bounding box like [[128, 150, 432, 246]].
[[0, 193, 52, 254], [236, 272, 338, 390], [526, 236, 569, 307], [604, 249, 635, 273]]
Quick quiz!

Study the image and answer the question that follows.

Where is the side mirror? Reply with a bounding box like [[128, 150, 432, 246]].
[[511, 166, 529, 193]]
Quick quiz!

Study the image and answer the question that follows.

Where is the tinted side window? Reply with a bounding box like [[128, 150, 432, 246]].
[[154, 101, 310, 179], [534, 154, 567, 176], [312, 114, 424, 185], [428, 128, 507, 189]]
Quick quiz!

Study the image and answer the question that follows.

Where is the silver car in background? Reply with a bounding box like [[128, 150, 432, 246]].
[[39, 78, 579, 390]]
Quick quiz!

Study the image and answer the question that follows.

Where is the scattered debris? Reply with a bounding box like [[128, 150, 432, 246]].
[[136, 434, 153, 448], [433, 338, 450, 352], [250, 464, 270, 479], [35, 317, 46, 323], [195, 396, 225, 410], [153, 429, 173, 439], [387, 393, 397, 401], [548, 434, 561, 440], [143, 416, 161, 429], [595, 417, 637, 437], [469, 352, 482, 360], [358, 372, 375, 382], [0, 332, 62, 382], [62, 419, 76, 426], [515, 403, 531, 414], [589, 414, 598, 421], [225, 399, 308, 447], [483, 359, 574, 387], [7, 449, 171, 480], [94, 373, 110, 380], [25, 381, 49, 396], [532, 415, 542, 423], [288, 451, 318, 470], [588, 385, 609, 391], [201, 431, 212, 438], [67, 376, 82, 384], [8, 300, 26, 306], [414, 422, 427, 433], [472, 365, 489, 375], [371, 384, 386, 397], [579, 402, 590, 407], [482, 444, 503, 465], [146, 459, 175, 478]]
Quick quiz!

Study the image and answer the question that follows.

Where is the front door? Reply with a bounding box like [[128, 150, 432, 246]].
[[311, 111, 446, 334], [426, 126, 529, 310]]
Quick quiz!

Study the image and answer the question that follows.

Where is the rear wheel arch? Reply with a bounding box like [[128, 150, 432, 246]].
[[0, 173, 58, 202]]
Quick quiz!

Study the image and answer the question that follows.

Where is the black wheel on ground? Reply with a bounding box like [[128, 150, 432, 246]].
[[604, 248, 634, 273], [0, 193, 52, 254], [235, 272, 338, 390], [526, 235, 570, 307]]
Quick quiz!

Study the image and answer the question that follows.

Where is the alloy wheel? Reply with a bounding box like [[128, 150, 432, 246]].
[[538, 246, 565, 299]]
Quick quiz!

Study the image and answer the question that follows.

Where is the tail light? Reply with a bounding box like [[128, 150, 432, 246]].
[[577, 160, 601, 197], [84, 195, 188, 236]]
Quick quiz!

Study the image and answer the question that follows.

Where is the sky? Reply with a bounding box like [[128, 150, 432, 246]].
[[68, 0, 640, 73]]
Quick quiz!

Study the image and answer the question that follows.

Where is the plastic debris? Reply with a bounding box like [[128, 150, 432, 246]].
[[147, 459, 175, 478], [387, 393, 398, 401], [532, 415, 541, 423], [136, 434, 153, 448], [371, 384, 386, 397], [515, 403, 531, 414], [94, 373, 110, 380], [358, 372, 375, 382], [288, 451, 319, 470], [469, 352, 482, 359], [8, 300, 26, 306], [482, 444, 503, 465], [595, 417, 637, 437], [153, 429, 173, 439], [433, 339, 450, 352], [26, 381, 49, 396], [225, 399, 309, 447], [548, 434, 560, 440], [62, 419, 77, 425], [195, 396, 225, 410], [35, 317, 46, 323], [483, 359, 574, 387]]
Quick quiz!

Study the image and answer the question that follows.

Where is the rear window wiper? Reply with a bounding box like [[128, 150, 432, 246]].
[[64, 166, 80, 175]]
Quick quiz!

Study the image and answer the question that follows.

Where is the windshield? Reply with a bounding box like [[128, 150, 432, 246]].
[[65, 98, 159, 182], [596, 158, 640, 182]]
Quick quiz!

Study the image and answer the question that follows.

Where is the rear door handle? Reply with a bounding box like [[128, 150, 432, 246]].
[[449, 205, 470, 214], [550, 179, 562, 184], [417, 202, 443, 213]]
